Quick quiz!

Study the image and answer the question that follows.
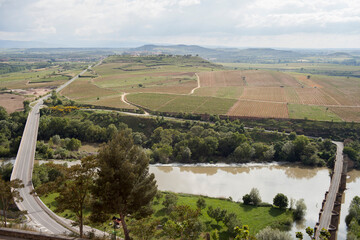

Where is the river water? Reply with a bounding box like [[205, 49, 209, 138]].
[[149, 163, 360, 239], [2, 159, 358, 238]]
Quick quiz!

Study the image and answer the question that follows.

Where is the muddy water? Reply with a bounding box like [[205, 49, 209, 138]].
[[337, 169, 360, 239], [149, 163, 332, 237]]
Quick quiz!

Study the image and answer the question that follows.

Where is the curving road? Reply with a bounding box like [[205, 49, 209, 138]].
[[10, 64, 94, 235]]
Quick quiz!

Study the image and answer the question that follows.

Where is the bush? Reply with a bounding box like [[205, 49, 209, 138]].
[[273, 193, 288, 209], [242, 194, 251, 205], [243, 188, 262, 206], [249, 188, 261, 206], [255, 226, 292, 240]]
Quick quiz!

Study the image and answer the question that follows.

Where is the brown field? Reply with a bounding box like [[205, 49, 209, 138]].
[[295, 88, 340, 105], [284, 88, 302, 104], [197, 71, 246, 87], [0, 93, 25, 113], [294, 74, 323, 88], [198, 70, 301, 88], [329, 107, 360, 122], [240, 87, 287, 102], [227, 100, 289, 118]]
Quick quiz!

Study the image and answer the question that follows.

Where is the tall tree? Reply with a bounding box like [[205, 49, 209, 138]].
[[91, 130, 157, 240], [55, 156, 96, 237], [0, 178, 24, 227]]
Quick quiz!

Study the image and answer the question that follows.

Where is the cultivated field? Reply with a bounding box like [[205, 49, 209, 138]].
[[126, 93, 236, 115], [227, 100, 289, 118], [56, 56, 360, 121], [288, 104, 342, 122], [329, 107, 360, 122]]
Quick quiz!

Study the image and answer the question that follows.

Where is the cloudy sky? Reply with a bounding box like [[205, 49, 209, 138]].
[[1, 0, 360, 48]]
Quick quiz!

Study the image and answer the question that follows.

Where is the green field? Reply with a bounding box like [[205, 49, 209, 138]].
[[126, 93, 237, 115], [288, 104, 343, 121], [0, 63, 87, 90], [41, 191, 293, 238]]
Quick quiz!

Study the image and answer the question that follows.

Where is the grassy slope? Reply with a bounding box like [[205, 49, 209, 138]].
[[288, 104, 343, 122], [41, 191, 293, 239], [126, 93, 237, 115]]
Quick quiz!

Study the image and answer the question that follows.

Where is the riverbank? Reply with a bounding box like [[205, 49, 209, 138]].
[[40, 191, 294, 239]]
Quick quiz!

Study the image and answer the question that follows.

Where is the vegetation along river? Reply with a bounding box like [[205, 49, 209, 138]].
[[149, 163, 360, 238]]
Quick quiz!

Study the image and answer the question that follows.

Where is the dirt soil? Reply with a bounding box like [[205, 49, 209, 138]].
[[0, 93, 25, 113]]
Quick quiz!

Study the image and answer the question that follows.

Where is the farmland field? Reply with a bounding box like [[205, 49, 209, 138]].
[[126, 93, 236, 115], [329, 107, 360, 122], [56, 55, 360, 121], [288, 104, 342, 121], [227, 100, 289, 118]]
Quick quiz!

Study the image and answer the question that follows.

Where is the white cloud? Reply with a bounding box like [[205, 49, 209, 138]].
[[0, 0, 359, 48]]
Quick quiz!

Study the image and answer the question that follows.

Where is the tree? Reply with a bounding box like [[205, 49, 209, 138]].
[[249, 188, 261, 206], [129, 217, 160, 240], [66, 138, 81, 151], [163, 193, 178, 213], [305, 227, 314, 238], [0, 163, 13, 181], [345, 196, 360, 227], [0, 178, 24, 227], [91, 130, 157, 240], [207, 206, 227, 226], [163, 205, 203, 240], [234, 225, 256, 240], [233, 142, 254, 163], [224, 212, 241, 236], [242, 194, 251, 205], [196, 197, 206, 210], [319, 228, 331, 240], [55, 156, 96, 237], [293, 135, 310, 160], [273, 193, 289, 209], [296, 232, 303, 239], [294, 199, 307, 220]]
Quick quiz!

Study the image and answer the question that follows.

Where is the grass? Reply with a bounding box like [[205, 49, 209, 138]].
[[40, 191, 294, 239], [288, 104, 343, 121], [0, 63, 86, 90], [127, 93, 237, 115]]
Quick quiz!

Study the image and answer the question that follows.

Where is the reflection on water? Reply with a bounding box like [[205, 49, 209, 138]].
[[338, 169, 360, 240], [155, 163, 323, 179], [150, 163, 331, 237]]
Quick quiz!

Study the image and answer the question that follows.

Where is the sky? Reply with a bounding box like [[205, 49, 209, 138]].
[[0, 0, 360, 48]]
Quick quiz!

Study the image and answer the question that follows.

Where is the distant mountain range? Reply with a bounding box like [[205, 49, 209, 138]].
[[1, 40, 359, 64], [128, 44, 305, 62]]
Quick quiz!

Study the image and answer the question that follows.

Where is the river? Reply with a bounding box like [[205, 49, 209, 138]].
[[149, 163, 360, 238], [2, 159, 358, 238]]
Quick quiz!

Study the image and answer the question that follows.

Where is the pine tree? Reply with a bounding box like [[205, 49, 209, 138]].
[[91, 130, 157, 240]]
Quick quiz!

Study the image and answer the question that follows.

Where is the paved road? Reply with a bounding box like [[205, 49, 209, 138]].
[[315, 141, 344, 239], [10, 65, 94, 235]]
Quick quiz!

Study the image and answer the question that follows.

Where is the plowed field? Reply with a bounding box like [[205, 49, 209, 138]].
[[295, 88, 340, 105], [227, 100, 289, 118], [329, 107, 360, 122], [198, 70, 301, 88], [240, 87, 287, 102]]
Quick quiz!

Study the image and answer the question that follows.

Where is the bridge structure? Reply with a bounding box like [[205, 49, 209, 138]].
[[314, 141, 347, 240]]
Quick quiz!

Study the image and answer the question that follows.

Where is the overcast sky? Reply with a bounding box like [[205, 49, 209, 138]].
[[1, 0, 360, 48]]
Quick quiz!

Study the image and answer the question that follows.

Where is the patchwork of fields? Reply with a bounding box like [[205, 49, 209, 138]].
[[58, 56, 360, 121], [3, 55, 358, 121]]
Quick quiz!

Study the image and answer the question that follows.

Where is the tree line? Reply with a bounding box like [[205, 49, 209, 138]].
[[38, 110, 336, 166]]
